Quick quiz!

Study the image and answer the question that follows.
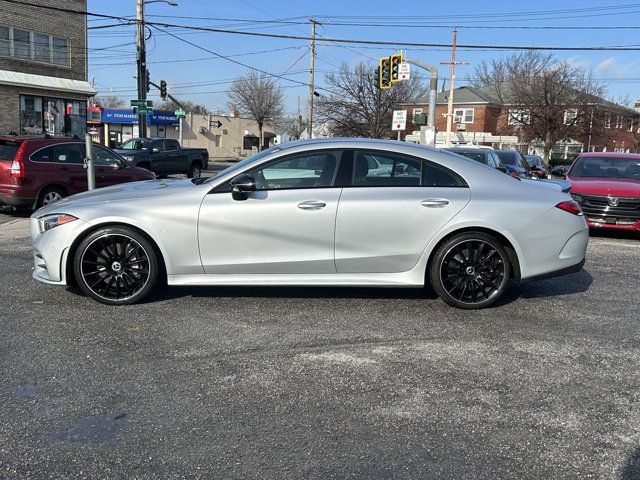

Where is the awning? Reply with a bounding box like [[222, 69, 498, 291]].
[[0, 69, 96, 96]]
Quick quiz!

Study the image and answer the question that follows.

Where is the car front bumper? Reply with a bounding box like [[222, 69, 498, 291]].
[[30, 215, 90, 285]]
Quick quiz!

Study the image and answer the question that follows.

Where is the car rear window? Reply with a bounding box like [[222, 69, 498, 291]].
[[0, 140, 20, 161], [495, 151, 518, 168]]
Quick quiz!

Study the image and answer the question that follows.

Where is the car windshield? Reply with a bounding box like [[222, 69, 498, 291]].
[[121, 139, 150, 150], [569, 156, 640, 180], [495, 151, 519, 167], [525, 156, 543, 168]]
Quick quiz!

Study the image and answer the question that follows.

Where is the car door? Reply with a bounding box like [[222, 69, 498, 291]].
[[334, 150, 471, 274], [149, 139, 169, 174], [164, 139, 184, 172], [50, 143, 87, 194], [198, 149, 343, 274], [92, 145, 137, 187]]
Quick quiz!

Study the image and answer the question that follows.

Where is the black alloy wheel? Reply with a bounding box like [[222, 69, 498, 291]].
[[74, 226, 160, 305], [430, 232, 510, 309]]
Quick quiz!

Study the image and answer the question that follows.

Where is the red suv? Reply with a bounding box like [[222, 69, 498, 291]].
[[0, 135, 155, 210], [567, 152, 640, 231]]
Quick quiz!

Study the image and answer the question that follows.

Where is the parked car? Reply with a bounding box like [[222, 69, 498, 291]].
[[495, 150, 534, 179], [567, 152, 640, 231], [0, 134, 155, 210], [115, 138, 209, 178], [446, 147, 508, 173], [524, 155, 547, 179], [30, 138, 588, 310]]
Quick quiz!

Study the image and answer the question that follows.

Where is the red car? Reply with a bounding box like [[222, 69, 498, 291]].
[[567, 152, 640, 231], [0, 134, 155, 210]]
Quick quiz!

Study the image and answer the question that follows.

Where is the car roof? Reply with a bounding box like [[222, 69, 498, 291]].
[[448, 147, 489, 154], [0, 134, 82, 142], [578, 152, 640, 159]]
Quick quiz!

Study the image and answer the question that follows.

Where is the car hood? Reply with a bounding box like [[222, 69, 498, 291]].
[[568, 177, 640, 197], [35, 179, 196, 215]]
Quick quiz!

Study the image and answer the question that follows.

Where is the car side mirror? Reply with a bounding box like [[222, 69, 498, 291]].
[[496, 166, 507, 174], [230, 173, 256, 201], [151, 147, 160, 154]]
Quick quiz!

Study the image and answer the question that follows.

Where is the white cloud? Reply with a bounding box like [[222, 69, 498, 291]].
[[594, 57, 640, 77]]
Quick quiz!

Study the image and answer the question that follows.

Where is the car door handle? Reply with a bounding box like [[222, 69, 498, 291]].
[[298, 200, 326, 210], [421, 198, 450, 208]]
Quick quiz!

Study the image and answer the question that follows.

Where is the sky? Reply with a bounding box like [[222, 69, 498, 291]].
[[87, 0, 640, 116]]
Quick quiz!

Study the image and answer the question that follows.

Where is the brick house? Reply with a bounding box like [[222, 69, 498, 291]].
[[0, 0, 95, 136], [403, 85, 640, 161]]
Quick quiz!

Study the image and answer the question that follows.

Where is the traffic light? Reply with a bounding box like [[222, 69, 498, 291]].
[[374, 66, 381, 89], [390, 53, 403, 83], [160, 80, 167, 100], [379, 56, 391, 89], [145, 69, 151, 93]]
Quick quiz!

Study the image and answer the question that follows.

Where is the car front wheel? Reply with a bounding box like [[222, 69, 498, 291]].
[[73, 226, 161, 305], [429, 232, 511, 309]]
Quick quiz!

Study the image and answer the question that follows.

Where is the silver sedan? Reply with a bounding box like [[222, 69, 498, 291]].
[[30, 138, 588, 309]]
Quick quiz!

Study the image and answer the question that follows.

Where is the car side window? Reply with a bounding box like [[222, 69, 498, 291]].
[[151, 140, 165, 153], [423, 161, 468, 187], [353, 151, 421, 187], [53, 143, 85, 164], [93, 145, 122, 167], [249, 150, 340, 190], [165, 140, 180, 151], [30, 145, 55, 163]]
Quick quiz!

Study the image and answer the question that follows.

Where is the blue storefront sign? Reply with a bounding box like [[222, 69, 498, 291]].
[[101, 109, 179, 125]]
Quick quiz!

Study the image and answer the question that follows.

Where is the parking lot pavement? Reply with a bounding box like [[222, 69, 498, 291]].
[[1, 220, 639, 479]]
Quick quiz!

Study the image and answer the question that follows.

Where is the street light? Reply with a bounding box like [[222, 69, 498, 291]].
[[136, 0, 177, 137]]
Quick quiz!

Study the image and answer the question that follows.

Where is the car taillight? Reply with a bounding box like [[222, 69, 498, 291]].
[[556, 200, 583, 216], [511, 171, 520, 178], [10, 142, 27, 178]]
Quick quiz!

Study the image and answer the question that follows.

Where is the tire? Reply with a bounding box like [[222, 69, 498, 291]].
[[73, 226, 161, 305], [429, 232, 511, 309], [188, 163, 201, 179], [38, 186, 66, 208]]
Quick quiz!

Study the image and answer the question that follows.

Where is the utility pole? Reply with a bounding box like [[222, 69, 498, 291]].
[[297, 96, 302, 140], [307, 17, 316, 139], [136, 0, 147, 138], [441, 30, 468, 147]]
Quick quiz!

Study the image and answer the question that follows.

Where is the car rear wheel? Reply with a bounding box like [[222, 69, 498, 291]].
[[188, 163, 201, 179], [38, 187, 66, 208], [73, 226, 160, 305], [429, 232, 510, 309]]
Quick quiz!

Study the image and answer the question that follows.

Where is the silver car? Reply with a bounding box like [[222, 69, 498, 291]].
[[29, 138, 588, 309]]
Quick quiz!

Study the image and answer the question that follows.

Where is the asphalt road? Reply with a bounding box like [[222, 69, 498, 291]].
[[1, 216, 639, 479]]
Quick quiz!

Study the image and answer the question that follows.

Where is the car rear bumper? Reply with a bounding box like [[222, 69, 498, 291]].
[[519, 257, 585, 284], [0, 188, 35, 208]]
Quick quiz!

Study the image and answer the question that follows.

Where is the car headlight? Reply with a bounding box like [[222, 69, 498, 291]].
[[39, 214, 78, 233]]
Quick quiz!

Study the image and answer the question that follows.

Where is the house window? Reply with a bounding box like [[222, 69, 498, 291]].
[[628, 118, 634, 132], [454, 108, 474, 124], [33, 33, 50, 62], [564, 109, 578, 125], [52, 37, 68, 66], [605, 113, 611, 128], [0, 26, 9, 57], [13, 29, 31, 59], [0, 25, 68, 66], [508, 109, 530, 126], [616, 115, 623, 129], [20, 95, 86, 136]]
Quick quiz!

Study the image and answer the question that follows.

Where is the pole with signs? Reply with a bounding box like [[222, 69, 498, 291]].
[[84, 134, 95, 191], [392, 110, 407, 141]]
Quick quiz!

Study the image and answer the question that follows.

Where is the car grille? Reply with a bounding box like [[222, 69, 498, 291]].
[[572, 193, 640, 225]]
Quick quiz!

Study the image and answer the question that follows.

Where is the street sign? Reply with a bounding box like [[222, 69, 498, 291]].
[[130, 99, 148, 108], [174, 109, 186, 118], [398, 63, 410, 81], [134, 107, 154, 115], [209, 120, 223, 128], [392, 110, 407, 131]]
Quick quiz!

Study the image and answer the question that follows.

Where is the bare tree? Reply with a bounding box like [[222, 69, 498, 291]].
[[156, 99, 209, 114], [472, 51, 605, 161], [316, 62, 427, 139], [93, 94, 127, 109], [228, 72, 284, 150]]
